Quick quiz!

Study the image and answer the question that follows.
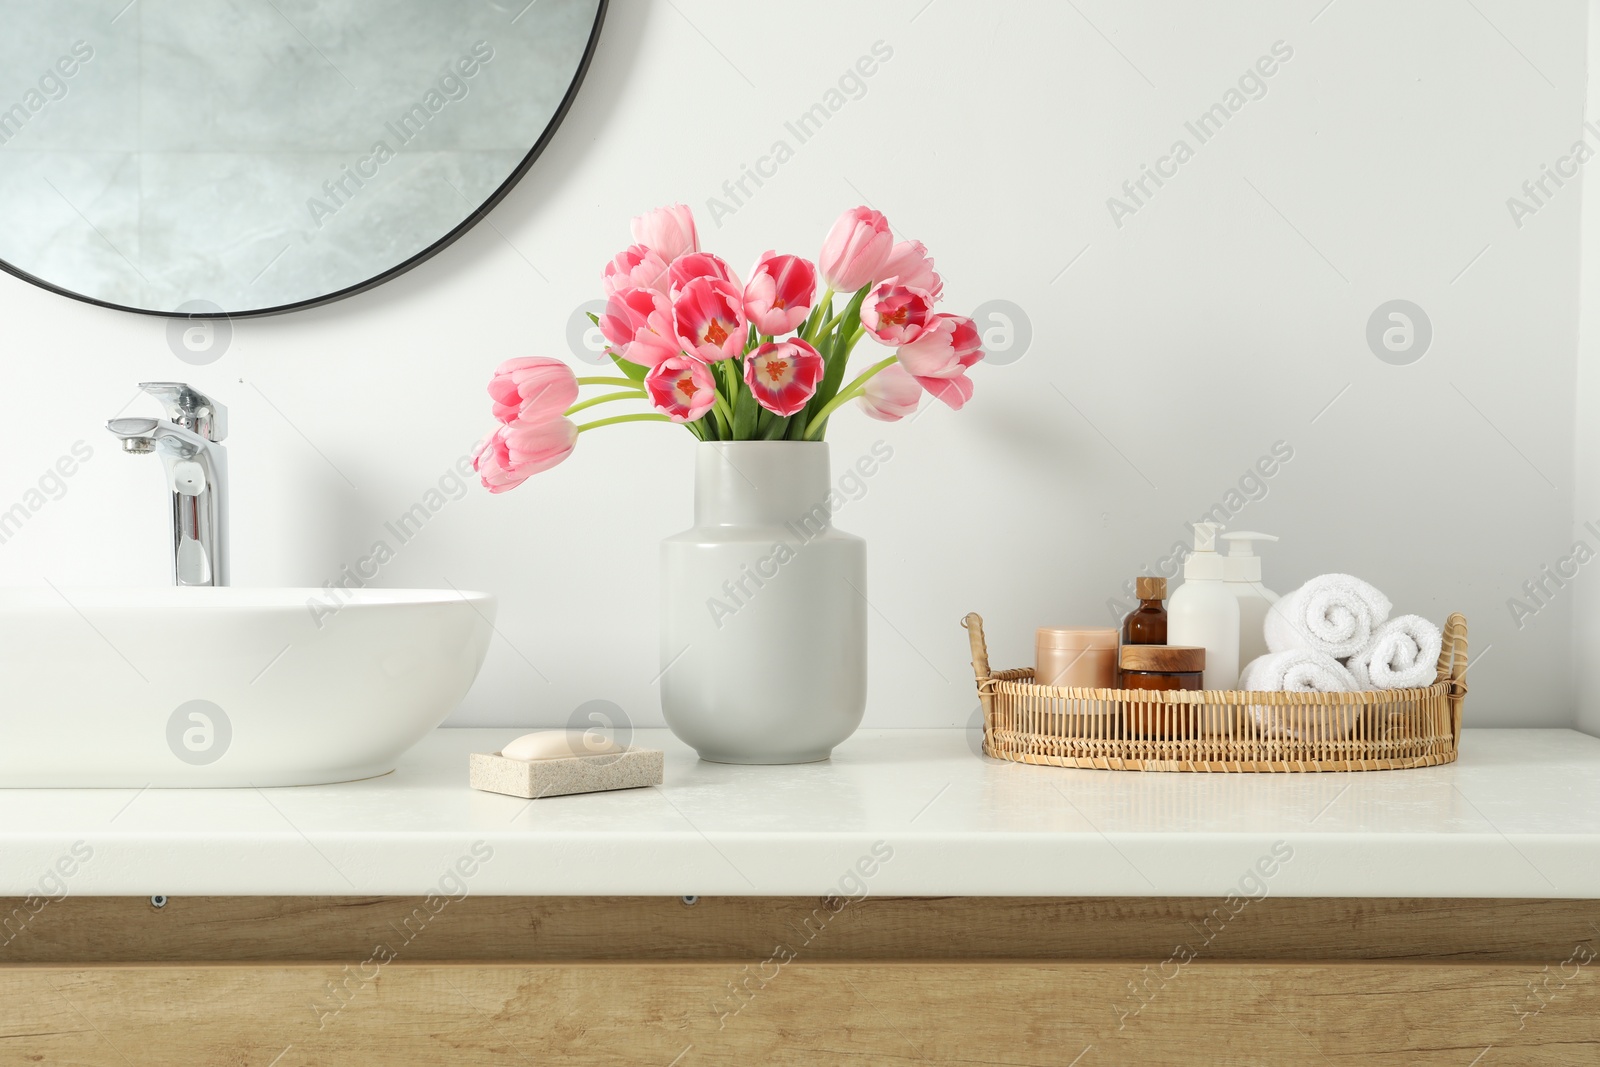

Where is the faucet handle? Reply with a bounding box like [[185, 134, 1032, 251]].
[[139, 382, 228, 442]]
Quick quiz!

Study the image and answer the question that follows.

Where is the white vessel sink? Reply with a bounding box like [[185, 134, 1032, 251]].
[[0, 587, 494, 787]]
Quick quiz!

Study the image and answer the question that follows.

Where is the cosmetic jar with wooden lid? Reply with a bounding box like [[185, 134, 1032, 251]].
[[1119, 645, 1205, 690], [1035, 627, 1119, 689], [1121, 645, 1205, 740]]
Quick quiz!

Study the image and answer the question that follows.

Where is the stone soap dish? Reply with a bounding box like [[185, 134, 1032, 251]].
[[469, 746, 664, 799]]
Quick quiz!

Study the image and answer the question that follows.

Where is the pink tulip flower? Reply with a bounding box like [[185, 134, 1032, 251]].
[[602, 244, 670, 297], [880, 239, 943, 301], [818, 206, 893, 292], [473, 426, 525, 493], [668, 251, 740, 294], [895, 314, 984, 410], [856, 363, 923, 422], [487, 357, 578, 424], [743, 251, 817, 336], [472, 416, 578, 492], [919, 374, 975, 410], [600, 287, 681, 367], [674, 277, 746, 362], [744, 340, 824, 416], [860, 281, 936, 346], [630, 203, 699, 263], [644, 355, 718, 423], [599, 287, 665, 349]]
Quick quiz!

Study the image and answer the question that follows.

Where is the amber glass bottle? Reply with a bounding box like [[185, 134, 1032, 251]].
[[1121, 576, 1168, 645]]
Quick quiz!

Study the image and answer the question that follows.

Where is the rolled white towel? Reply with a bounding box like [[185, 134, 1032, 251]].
[[1263, 573, 1392, 659], [1241, 650, 1360, 741], [1240, 650, 1359, 694], [1348, 615, 1442, 690]]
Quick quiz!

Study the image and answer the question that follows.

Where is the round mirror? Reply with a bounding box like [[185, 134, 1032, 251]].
[[0, 0, 606, 316]]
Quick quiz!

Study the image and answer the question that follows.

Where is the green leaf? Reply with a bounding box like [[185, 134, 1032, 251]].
[[761, 412, 791, 440], [609, 351, 647, 384], [733, 380, 759, 440], [798, 304, 823, 346], [800, 285, 869, 439]]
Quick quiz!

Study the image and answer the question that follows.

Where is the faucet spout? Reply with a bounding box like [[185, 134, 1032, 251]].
[[106, 417, 159, 453], [107, 387, 230, 587]]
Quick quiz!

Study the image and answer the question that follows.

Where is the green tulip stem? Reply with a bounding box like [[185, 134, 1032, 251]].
[[804, 355, 899, 439], [575, 413, 672, 433], [564, 390, 645, 417]]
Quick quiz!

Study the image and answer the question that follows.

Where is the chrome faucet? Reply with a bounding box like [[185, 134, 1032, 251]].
[[107, 383, 229, 587]]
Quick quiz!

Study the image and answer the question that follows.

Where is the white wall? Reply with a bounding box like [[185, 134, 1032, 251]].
[[0, 0, 1586, 731], [1575, 1, 1600, 738]]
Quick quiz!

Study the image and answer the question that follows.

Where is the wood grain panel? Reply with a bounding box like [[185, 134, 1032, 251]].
[[1, 895, 1594, 963], [1, 960, 1594, 1066]]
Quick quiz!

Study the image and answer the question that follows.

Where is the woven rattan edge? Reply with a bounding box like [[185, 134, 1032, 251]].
[[988, 750, 1460, 773], [964, 611, 1468, 774]]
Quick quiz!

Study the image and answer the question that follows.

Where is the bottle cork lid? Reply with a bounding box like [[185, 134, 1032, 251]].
[[1119, 644, 1205, 672], [1135, 576, 1167, 600]]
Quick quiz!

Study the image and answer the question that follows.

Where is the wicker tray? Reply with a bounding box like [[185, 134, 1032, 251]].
[[963, 612, 1468, 772]]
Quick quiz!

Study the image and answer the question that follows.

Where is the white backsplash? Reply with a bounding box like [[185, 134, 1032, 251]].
[[0, 0, 1586, 730]]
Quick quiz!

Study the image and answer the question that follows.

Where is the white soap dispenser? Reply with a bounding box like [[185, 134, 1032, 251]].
[[1168, 522, 1240, 690], [1221, 532, 1280, 668]]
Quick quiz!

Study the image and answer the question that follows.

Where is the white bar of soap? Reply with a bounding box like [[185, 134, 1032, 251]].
[[500, 729, 621, 762], [469, 747, 663, 799]]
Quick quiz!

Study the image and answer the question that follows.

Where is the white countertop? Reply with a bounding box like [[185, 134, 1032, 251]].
[[3, 728, 1597, 898]]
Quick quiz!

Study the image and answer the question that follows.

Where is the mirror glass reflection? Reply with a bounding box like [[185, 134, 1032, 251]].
[[0, 0, 604, 314]]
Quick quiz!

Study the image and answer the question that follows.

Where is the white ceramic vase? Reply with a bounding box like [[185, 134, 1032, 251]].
[[660, 442, 867, 764]]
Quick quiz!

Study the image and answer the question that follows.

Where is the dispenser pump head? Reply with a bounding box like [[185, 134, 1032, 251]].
[[1184, 522, 1225, 580], [1221, 531, 1278, 582], [1222, 531, 1278, 557]]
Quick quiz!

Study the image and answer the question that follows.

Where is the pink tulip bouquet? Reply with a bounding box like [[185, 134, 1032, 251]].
[[473, 203, 984, 492]]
